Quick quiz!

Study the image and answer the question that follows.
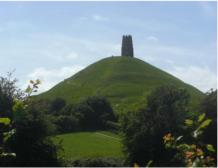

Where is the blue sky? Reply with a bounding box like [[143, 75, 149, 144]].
[[0, 1, 216, 92]]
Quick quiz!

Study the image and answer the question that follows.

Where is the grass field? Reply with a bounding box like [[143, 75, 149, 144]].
[[53, 131, 124, 160]]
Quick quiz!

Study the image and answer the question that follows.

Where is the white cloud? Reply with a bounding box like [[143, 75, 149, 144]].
[[168, 66, 217, 92], [79, 15, 109, 22], [146, 36, 159, 43], [25, 65, 84, 93], [92, 15, 109, 21]]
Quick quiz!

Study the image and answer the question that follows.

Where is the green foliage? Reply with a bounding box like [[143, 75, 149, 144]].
[[37, 56, 203, 114], [0, 118, 11, 126], [185, 119, 193, 126], [50, 97, 66, 115], [0, 72, 22, 118], [71, 157, 124, 167], [206, 144, 215, 153], [121, 85, 190, 166], [73, 96, 116, 130], [199, 89, 217, 155], [0, 73, 21, 166], [7, 79, 61, 166], [54, 115, 80, 133], [0, 116, 16, 166], [163, 114, 216, 167]]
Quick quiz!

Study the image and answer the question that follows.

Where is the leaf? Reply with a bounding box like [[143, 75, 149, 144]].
[[207, 144, 216, 152], [0, 118, 11, 125], [36, 79, 41, 84], [25, 85, 32, 93], [176, 136, 183, 142], [12, 101, 26, 121], [30, 80, 34, 84], [185, 119, 193, 126], [193, 129, 203, 138], [146, 160, 153, 167], [198, 113, 205, 122], [199, 119, 212, 129], [3, 129, 16, 142]]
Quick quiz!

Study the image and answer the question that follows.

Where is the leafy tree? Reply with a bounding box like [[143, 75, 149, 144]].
[[163, 113, 216, 167], [0, 117, 16, 166], [0, 73, 20, 166], [74, 96, 116, 130], [50, 97, 66, 115], [121, 85, 190, 166], [0, 73, 22, 118], [8, 80, 61, 166], [54, 115, 79, 133], [199, 89, 217, 163], [199, 89, 217, 149]]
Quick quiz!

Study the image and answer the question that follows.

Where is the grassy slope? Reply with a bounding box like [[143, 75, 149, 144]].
[[39, 56, 204, 113], [53, 131, 123, 160]]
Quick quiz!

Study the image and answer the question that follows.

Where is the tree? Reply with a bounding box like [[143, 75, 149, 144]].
[[54, 115, 79, 133], [0, 73, 22, 118], [0, 73, 20, 166], [199, 89, 217, 162], [8, 80, 61, 166], [121, 85, 190, 166], [50, 97, 66, 115], [73, 96, 116, 130]]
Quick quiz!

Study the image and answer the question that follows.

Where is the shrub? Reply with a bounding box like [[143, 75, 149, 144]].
[[121, 85, 190, 166], [70, 157, 124, 167]]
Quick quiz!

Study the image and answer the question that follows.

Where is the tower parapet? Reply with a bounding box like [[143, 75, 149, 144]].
[[121, 35, 134, 57]]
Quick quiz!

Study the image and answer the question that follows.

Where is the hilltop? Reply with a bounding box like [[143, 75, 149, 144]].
[[38, 56, 203, 113]]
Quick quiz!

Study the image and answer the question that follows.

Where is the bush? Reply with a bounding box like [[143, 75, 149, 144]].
[[163, 113, 216, 167], [50, 97, 66, 115], [8, 80, 61, 166], [70, 157, 124, 167], [54, 115, 80, 133], [200, 90, 217, 149], [73, 96, 116, 130], [121, 85, 190, 166], [0, 73, 22, 118]]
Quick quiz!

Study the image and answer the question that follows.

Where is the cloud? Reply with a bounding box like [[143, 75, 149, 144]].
[[79, 14, 109, 22], [168, 66, 217, 92], [25, 65, 84, 93], [92, 15, 109, 21], [146, 36, 159, 43], [136, 41, 216, 92]]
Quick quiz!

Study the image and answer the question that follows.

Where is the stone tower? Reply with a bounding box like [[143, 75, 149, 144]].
[[121, 35, 134, 57]]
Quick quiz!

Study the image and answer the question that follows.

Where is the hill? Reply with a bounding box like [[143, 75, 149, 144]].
[[38, 56, 204, 113]]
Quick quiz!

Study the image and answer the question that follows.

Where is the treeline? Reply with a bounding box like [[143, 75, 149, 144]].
[[33, 96, 117, 133], [0, 73, 217, 167]]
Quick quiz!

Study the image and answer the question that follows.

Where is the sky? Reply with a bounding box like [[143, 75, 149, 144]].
[[0, 1, 217, 93]]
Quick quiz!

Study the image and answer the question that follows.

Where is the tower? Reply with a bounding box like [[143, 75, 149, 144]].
[[121, 35, 134, 57]]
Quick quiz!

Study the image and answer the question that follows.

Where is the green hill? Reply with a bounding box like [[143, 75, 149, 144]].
[[38, 56, 203, 113]]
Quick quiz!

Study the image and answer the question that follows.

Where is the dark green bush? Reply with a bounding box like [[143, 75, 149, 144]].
[[70, 157, 124, 167]]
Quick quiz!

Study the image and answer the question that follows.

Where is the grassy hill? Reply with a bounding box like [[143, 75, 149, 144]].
[[38, 56, 204, 113], [53, 131, 123, 160]]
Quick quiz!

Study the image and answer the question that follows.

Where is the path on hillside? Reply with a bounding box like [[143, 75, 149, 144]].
[[95, 132, 121, 141]]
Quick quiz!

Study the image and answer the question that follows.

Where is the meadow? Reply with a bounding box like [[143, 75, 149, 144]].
[[53, 131, 124, 160]]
